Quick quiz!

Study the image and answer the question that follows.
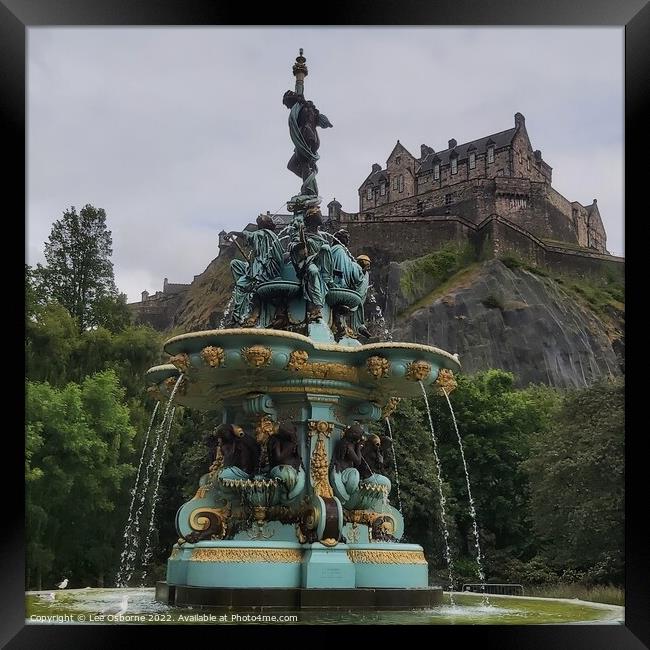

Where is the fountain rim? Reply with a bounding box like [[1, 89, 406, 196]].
[[163, 327, 461, 369]]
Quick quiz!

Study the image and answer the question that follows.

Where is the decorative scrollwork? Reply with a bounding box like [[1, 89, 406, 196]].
[[346, 549, 426, 565], [286, 350, 358, 382], [190, 548, 304, 563], [183, 507, 229, 542]]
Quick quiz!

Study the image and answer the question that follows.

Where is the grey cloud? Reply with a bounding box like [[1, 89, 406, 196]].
[[28, 27, 624, 302]]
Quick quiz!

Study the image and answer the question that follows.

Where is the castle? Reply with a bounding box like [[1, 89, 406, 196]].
[[340, 112, 607, 254], [130, 112, 623, 331]]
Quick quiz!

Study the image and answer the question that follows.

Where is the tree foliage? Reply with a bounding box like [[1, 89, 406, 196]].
[[26, 371, 136, 588], [35, 204, 119, 330], [523, 378, 624, 582]]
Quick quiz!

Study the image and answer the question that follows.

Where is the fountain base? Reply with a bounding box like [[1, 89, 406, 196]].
[[158, 540, 438, 609], [156, 582, 443, 610]]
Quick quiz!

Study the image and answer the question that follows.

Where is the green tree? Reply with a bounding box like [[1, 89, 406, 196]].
[[36, 204, 117, 331], [523, 378, 624, 583], [25, 371, 136, 588]]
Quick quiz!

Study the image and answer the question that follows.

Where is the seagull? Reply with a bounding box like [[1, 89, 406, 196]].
[[100, 595, 129, 616], [56, 578, 68, 589]]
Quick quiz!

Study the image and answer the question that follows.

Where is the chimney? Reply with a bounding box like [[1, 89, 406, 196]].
[[448, 139, 457, 149], [421, 144, 433, 158], [515, 112, 525, 128], [371, 163, 382, 173], [593, 198, 597, 204], [534, 149, 542, 161], [141, 290, 149, 302]]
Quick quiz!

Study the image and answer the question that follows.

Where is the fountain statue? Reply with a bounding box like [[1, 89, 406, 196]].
[[147, 50, 462, 610]]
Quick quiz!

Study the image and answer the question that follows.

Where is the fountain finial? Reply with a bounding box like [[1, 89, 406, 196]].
[[293, 48, 308, 95]]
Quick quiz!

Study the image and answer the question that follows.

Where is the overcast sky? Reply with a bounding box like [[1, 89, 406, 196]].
[[27, 27, 624, 303]]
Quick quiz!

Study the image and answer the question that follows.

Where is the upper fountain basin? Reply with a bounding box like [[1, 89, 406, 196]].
[[145, 328, 461, 410]]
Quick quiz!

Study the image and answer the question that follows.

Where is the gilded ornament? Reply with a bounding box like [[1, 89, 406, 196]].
[[201, 346, 225, 368], [255, 414, 276, 446], [434, 368, 458, 395], [320, 538, 338, 547], [241, 345, 272, 368], [310, 429, 334, 498], [286, 350, 358, 382], [366, 355, 390, 379], [346, 550, 427, 565], [307, 420, 333, 437], [164, 375, 186, 395], [381, 397, 401, 419], [405, 360, 432, 382], [147, 385, 164, 400], [188, 507, 228, 540], [190, 548, 303, 563], [287, 349, 309, 371], [169, 353, 190, 373]]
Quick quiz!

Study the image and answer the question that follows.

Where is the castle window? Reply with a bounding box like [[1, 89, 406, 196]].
[[451, 157, 458, 175], [434, 164, 440, 180], [380, 183, 386, 196], [396, 156, 402, 166], [469, 152, 476, 169], [527, 158, 530, 171], [487, 145, 495, 164], [392, 177, 398, 190], [398, 175, 404, 192], [445, 193, 454, 205], [417, 201, 423, 215], [367, 187, 373, 200]]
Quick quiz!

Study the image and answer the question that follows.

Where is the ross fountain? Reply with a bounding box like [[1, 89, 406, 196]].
[[146, 50, 461, 610]]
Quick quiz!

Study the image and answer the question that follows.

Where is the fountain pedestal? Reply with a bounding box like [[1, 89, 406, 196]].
[[147, 327, 459, 609]]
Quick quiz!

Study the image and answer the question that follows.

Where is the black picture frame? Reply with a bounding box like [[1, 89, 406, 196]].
[[4, 0, 646, 646]]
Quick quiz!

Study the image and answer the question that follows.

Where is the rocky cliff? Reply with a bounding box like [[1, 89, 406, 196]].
[[387, 257, 624, 388], [138, 244, 623, 389]]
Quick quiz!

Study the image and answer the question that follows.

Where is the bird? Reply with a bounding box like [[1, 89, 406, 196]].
[[40, 592, 56, 601], [100, 595, 129, 616], [56, 578, 68, 589]]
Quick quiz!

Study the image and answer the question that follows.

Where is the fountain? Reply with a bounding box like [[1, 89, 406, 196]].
[[143, 50, 462, 610], [23, 50, 625, 627]]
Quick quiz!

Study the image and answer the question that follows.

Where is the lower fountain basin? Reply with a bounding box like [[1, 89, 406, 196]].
[[25, 588, 624, 622]]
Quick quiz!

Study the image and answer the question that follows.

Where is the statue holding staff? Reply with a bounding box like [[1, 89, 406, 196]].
[[228, 214, 284, 325]]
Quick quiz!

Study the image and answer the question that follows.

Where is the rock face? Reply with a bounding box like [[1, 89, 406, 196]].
[[140, 249, 623, 389], [389, 259, 623, 388]]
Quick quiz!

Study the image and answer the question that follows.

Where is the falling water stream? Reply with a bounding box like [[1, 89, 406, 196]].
[[116, 402, 161, 587], [442, 388, 489, 606], [384, 418, 403, 514], [419, 380, 457, 606], [140, 405, 177, 584], [219, 295, 235, 329], [121, 374, 185, 585]]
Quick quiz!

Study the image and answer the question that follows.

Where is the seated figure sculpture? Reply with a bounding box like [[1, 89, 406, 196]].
[[288, 207, 333, 321], [330, 229, 371, 338], [267, 421, 305, 502], [214, 423, 260, 480], [228, 214, 284, 326], [331, 422, 365, 503]]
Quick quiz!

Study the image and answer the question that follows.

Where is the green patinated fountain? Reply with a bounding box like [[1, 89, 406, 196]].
[[147, 50, 461, 610]]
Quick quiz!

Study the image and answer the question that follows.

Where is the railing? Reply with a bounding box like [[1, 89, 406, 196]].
[[461, 583, 524, 596]]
